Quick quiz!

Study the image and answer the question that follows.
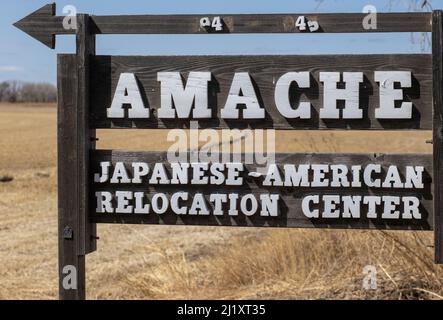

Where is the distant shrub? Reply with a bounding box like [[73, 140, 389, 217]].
[[0, 175, 13, 183]]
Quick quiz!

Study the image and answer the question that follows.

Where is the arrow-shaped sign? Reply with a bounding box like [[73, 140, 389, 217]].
[[14, 3, 432, 49], [14, 3, 70, 49]]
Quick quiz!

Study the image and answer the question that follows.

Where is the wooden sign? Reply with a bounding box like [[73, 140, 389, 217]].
[[90, 54, 432, 130], [90, 150, 433, 230], [14, 3, 443, 300]]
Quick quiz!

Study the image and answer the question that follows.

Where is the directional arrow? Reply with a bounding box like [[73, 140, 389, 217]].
[[14, 3, 432, 49], [13, 3, 71, 49]]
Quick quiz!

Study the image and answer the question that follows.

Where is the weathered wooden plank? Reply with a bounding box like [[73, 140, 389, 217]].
[[76, 14, 97, 256], [13, 3, 61, 48], [90, 150, 433, 230], [90, 54, 432, 130], [92, 12, 432, 34], [14, 4, 432, 49], [432, 11, 443, 264], [58, 14, 97, 301], [58, 54, 85, 300]]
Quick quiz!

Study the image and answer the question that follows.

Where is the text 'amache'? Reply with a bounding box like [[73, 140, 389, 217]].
[[106, 71, 414, 120]]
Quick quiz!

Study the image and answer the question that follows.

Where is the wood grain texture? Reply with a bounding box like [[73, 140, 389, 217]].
[[76, 15, 97, 256], [57, 15, 97, 301], [14, 3, 432, 50], [13, 3, 61, 48], [91, 12, 432, 34], [433, 11, 443, 264], [90, 150, 433, 230], [57, 54, 85, 300], [90, 54, 432, 130]]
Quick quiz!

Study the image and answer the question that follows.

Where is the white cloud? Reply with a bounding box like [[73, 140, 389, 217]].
[[0, 66, 23, 72]]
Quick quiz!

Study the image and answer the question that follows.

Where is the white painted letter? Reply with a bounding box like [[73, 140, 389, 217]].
[[363, 164, 381, 188], [94, 161, 111, 183], [374, 71, 412, 119], [221, 72, 264, 119], [275, 72, 311, 118], [404, 166, 424, 189], [95, 191, 113, 213], [402, 196, 421, 219], [158, 72, 211, 118], [302, 195, 319, 218], [320, 72, 363, 119], [132, 162, 149, 183], [107, 73, 149, 118], [382, 196, 400, 219]]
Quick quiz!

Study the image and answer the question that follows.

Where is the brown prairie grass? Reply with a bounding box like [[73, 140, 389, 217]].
[[0, 103, 442, 300], [120, 229, 443, 299]]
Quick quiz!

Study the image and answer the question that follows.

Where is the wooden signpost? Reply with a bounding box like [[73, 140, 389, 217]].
[[14, 3, 443, 300]]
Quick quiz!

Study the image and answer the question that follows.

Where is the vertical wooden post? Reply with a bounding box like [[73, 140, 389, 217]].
[[58, 14, 97, 300], [76, 14, 97, 256], [433, 10, 443, 264]]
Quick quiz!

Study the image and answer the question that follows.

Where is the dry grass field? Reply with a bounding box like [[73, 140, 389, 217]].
[[1, 103, 443, 299]]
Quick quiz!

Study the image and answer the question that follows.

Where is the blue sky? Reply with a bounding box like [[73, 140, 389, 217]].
[[1, 0, 442, 84]]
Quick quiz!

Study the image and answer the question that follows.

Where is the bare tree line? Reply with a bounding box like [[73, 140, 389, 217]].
[[0, 0, 433, 105], [0, 81, 57, 103]]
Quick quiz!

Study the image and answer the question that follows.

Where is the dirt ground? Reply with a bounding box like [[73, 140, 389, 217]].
[[1, 103, 442, 300]]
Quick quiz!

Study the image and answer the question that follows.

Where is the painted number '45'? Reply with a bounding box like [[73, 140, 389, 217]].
[[295, 16, 319, 32]]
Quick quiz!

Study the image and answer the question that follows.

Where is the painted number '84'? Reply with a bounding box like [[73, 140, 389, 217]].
[[295, 16, 319, 32]]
